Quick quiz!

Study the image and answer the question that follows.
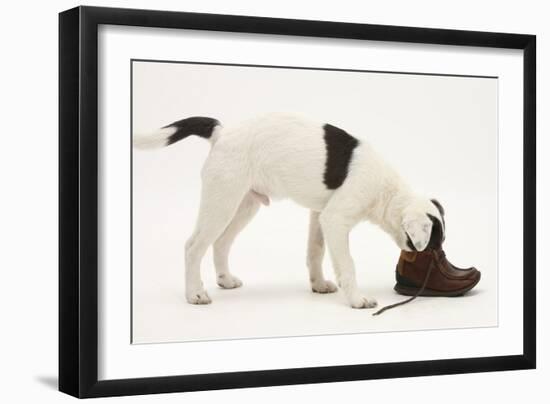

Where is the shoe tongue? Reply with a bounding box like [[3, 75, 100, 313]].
[[400, 247, 445, 262], [400, 250, 418, 262], [418, 248, 445, 262]]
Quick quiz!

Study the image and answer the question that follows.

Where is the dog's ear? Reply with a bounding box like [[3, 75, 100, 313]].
[[402, 214, 433, 252], [430, 199, 444, 217], [430, 199, 446, 243], [427, 214, 444, 249]]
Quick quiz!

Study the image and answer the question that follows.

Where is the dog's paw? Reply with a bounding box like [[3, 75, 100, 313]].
[[311, 280, 338, 294], [350, 295, 378, 309], [186, 289, 212, 305], [216, 274, 243, 289]]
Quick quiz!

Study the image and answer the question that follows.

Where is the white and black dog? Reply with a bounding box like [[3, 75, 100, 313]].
[[134, 113, 445, 309]]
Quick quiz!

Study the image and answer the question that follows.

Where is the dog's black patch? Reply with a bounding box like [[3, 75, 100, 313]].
[[323, 123, 359, 189], [427, 214, 444, 250], [164, 117, 220, 146]]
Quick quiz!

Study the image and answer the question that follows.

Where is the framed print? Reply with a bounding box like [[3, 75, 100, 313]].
[[59, 6, 536, 398]]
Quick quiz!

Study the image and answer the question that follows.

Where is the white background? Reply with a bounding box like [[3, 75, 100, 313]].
[[0, 0, 547, 403], [132, 61, 499, 343]]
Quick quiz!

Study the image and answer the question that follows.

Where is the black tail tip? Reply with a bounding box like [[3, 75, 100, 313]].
[[164, 116, 220, 145]]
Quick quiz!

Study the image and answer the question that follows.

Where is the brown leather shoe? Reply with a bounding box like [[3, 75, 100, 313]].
[[395, 248, 481, 297]]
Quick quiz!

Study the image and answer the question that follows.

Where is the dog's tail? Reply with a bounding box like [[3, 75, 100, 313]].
[[133, 117, 221, 150]]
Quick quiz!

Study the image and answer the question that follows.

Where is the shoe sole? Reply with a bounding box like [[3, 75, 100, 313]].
[[393, 272, 481, 297]]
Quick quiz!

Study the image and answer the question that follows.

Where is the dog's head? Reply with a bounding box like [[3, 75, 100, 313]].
[[398, 198, 445, 252]]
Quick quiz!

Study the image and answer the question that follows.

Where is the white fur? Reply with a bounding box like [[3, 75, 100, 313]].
[[133, 127, 176, 149], [134, 113, 444, 309]]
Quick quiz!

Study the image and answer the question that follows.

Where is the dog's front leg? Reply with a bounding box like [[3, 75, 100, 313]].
[[307, 211, 338, 293], [319, 202, 377, 309]]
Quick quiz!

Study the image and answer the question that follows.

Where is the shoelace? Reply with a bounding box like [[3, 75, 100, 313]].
[[372, 249, 437, 316]]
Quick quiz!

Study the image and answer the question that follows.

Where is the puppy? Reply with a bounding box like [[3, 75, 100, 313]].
[[134, 113, 445, 309]]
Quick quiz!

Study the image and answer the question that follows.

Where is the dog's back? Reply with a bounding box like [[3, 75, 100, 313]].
[[134, 112, 367, 211], [213, 113, 336, 210]]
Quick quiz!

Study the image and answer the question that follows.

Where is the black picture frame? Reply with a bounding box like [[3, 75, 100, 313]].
[[59, 5, 536, 398]]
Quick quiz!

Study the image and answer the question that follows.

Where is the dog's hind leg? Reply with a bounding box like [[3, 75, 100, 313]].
[[307, 211, 337, 294], [213, 192, 261, 289], [185, 172, 250, 305]]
